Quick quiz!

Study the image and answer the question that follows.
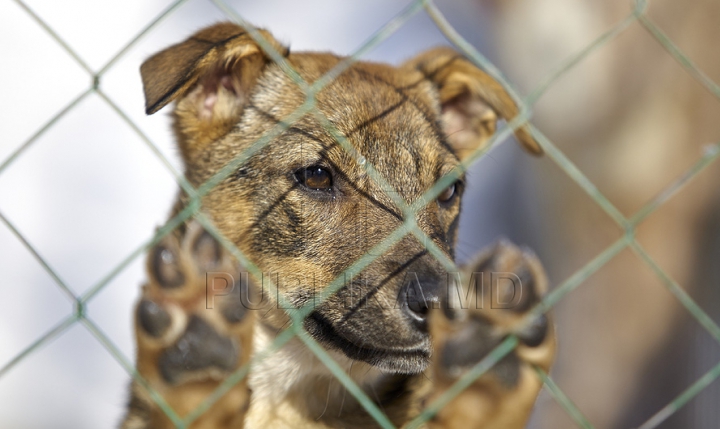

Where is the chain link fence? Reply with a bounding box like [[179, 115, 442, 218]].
[[1, 0, 719, 428]]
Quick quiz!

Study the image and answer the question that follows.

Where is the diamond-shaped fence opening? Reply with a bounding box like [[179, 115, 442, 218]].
[[1, 0, 719, 428]]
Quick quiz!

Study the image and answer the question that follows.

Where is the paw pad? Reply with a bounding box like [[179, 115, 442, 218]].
[[127, 220, 255, 428], [158, 316, 239, 384], [150, 241, 185, 289], [137, 299, 171, 338], [434, 241, 555, 379], [426, 240, 557, 427]]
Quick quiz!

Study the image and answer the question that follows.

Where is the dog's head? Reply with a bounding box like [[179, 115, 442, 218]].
[[141, 23, 540, 374]]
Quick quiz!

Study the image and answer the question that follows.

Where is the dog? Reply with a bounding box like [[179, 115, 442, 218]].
[[121, 22, 555, 429]]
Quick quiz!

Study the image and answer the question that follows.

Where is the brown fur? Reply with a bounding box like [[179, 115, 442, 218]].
[[122, 22, 555, 429]]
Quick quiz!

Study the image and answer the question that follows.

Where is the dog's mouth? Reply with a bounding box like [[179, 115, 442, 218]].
[[305, 311, 431, 374]]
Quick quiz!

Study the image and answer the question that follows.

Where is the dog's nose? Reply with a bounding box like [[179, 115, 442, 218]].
[[401, 276, 441, 331]]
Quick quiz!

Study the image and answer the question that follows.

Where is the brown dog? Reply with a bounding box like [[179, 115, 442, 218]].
[[121, 22, 555, 429]]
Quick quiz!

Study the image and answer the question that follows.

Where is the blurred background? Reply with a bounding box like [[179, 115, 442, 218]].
[[0, 0, 718, 428]]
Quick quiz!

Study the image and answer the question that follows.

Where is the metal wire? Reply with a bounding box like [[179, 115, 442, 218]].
[[2, 0, 719, 428]]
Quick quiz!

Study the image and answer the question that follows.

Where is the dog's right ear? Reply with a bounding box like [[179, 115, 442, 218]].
[[140, 22, 287, 157]]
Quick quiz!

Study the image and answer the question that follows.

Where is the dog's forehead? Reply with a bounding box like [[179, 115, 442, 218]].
[[256, 53, 459, 196]]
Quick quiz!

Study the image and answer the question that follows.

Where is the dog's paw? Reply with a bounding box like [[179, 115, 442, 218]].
[[426, 240, 555, 429], [122, 221, 253, 429]]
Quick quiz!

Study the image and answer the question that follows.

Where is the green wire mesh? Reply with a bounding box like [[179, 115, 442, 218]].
[[1, 0, 719, 428]]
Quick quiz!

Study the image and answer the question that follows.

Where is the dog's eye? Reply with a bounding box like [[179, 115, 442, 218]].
[[438, 182, 458, 204], [296, 166, 333, 191]]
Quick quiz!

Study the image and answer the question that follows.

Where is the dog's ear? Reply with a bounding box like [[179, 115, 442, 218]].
[[140, 22, 287, 157], [404, 47, 541, 160]]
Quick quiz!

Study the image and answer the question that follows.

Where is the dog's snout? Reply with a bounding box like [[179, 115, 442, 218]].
[[401, 275, 442, 331]]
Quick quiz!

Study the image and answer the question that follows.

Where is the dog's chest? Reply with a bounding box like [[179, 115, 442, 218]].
[[245, 323, 385, 428]]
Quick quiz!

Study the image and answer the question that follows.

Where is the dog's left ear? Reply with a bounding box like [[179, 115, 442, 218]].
[[404, 47, 542, 160]]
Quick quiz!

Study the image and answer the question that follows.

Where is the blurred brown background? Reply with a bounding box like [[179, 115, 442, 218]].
[[471, 0, 720, 427]]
